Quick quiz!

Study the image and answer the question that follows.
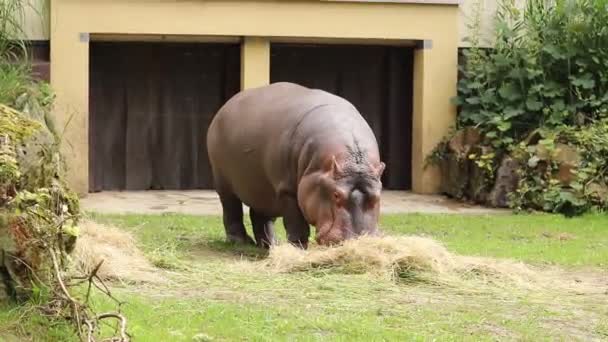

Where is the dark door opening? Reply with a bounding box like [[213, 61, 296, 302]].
[[89, 41, 240, 191], [270, 44, 414, 190]]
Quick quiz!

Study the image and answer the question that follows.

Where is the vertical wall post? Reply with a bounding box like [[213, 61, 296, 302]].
[[411, 39, 457, 194], [50, 4, 90, 195], [241, 36, 270, 90]]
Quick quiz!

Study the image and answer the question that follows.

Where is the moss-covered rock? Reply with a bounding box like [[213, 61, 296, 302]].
[[0, 103, 80, 301]]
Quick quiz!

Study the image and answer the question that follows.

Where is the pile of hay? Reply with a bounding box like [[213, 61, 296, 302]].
[[71, 221, 164, 285], [262, 235, 595, 292], [264, 236, 453, 280]]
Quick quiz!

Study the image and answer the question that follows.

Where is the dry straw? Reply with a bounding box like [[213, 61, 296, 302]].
[[71, 221, 165, 285], [261, 235, 605, 294], [70, 222, 606, 295]]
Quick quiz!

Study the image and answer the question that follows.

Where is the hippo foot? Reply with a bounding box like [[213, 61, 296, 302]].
[[226, 234, 256, 246], [288, 240, 309, 250], [256, 239, 274, 250], [250, 210, 276, 250]]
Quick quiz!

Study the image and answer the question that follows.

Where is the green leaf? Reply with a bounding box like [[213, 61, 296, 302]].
[[526, 98, 543, 111], [508, 68, 527, 79], [504, 107, 524, 119], [468, 81, 484, 89], [497, 121, 512, 132], [543, 45, 562, 59], [499, 83, 521, 101], [550, 100, 566, 112], [480, 89, 498, 105], [465, 97, 481, 105], [571, 182, 584, 191], [542, 81, 563, 98], [457, 83, 472, 95], [530, 84, 544, 93], [526, 68, 544, 79], [493, 54, 511, 67], [559, 191, 586, 206], [571, 73, 596, 89]]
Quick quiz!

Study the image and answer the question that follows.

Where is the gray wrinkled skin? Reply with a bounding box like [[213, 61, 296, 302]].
[[207, 82, 385, 249]]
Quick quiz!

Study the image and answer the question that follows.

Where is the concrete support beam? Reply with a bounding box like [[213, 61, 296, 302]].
[[50, 28, 90, 195], [241, 37, 270, 90], [411, 39, 457, 194]]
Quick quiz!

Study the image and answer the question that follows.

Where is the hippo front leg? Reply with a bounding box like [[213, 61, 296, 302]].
[[282, 197, 310, 249], [250, 209, 276, 249]]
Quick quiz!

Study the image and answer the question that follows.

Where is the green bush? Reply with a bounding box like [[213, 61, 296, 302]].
[[509, 120, 608, 215], [446, 0, 608, 215], [0, 0, 79, 299], [455, 0, 608, 149]]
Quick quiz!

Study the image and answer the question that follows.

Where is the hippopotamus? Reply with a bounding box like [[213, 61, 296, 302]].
[[206, 82, 385, 249]]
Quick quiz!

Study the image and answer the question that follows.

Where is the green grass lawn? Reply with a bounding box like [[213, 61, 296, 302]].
[[1, 212, 607, 341]]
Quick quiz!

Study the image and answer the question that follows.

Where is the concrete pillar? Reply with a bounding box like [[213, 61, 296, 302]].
[[241, 37, 270, 90], [411, 39, 458, 194], [50, 14, 90, 195]]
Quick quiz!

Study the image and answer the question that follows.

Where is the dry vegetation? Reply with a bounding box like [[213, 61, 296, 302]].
[[3, 213, 607, 340], [261, 235, 607, 295], [71, 221, 164, 285]]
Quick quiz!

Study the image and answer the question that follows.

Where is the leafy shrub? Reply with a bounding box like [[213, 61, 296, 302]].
[[455, 0, 608, 150], [0, 0, 79, 300], [442, 0, 608, 215], [510, 120, 608, 215]]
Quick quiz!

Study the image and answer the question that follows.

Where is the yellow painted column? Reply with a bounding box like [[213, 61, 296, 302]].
[[411, 39, 458, 194], [50, 4, 90, 195], [241, 37, 270, 90]]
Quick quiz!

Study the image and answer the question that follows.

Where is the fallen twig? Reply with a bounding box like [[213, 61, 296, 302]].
[[47, 248, 129, 342]]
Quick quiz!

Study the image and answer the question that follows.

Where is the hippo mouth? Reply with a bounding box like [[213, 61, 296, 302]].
[[316, 221, 382, 246], [315, 223, 354, 246]]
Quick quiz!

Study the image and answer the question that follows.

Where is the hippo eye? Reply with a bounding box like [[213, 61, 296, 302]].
[[333, 191, 346, 206], [333, 191, 341, 201]]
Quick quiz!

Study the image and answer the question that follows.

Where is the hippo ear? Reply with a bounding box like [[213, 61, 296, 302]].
[[331, 156, 344, 179], [331, 156, 342, 176], [323, 156, 343, 178], [372, 161, 386, 179]]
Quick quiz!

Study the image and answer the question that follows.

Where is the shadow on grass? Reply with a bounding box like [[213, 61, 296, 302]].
[[189, 239, 269, 262]]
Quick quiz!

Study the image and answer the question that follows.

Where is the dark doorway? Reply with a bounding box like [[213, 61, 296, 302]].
[[89, 42, 240, 191], [270, 44, 414, 190]]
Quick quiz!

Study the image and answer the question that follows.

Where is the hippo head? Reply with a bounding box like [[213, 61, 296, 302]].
[[298, 155, 385, 246]]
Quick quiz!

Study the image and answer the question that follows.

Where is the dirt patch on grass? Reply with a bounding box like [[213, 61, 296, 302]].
[[71, 221, 165, 284], [542, 232, 577, 241]]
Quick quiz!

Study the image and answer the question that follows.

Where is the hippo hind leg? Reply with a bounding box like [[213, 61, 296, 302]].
[[250, 209, 276, 249], [218, 191, 255, 246]]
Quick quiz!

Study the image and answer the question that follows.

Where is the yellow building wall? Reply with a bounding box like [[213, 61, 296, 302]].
[[22, 0, 514, 48], [241, 37, 270, 90], [50, 0, 459, 195]]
